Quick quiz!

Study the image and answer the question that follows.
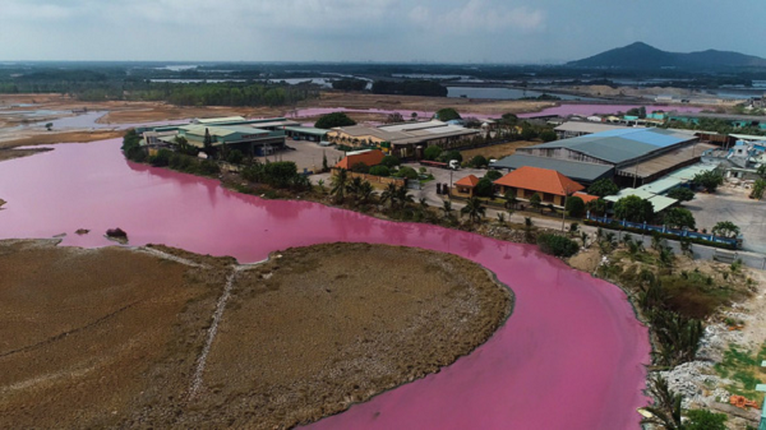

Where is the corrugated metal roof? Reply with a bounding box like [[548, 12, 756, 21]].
[[525, 128, 697, 164], [194, 116, 246, 124], [554, 121, 632, 134], [284, 126, 329, 136], [490, 154, 613, 183], [604, 188, 678, 212]]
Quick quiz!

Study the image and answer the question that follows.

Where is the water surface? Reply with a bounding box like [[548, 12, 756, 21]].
[[0, 140, 650, 429]]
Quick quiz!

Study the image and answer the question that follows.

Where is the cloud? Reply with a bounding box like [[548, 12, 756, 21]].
[[409, 0, 545, 33]]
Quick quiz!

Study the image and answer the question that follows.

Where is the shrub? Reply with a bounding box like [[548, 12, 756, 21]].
[[469, 155, 488, 168], [424, 146, 442, 161], [565, 196, 585, 218], [474, 177, 494, 198], [226, 149, 244, 165], [315, 112, 356, 129], [539, 130, 557, 142], [437, 150, 463, 163], [380, 155, 401, 168], [351, 162, 369, 173], [666, 187, 695, 201], [149, 149, 172, 167], [368, 165, 391, 177], [198, 160, 220, 176], [395, 166, 418, 180], [485, 170, 502, 181], [537, 234, 580, 258], [434, 107, 461, 122]]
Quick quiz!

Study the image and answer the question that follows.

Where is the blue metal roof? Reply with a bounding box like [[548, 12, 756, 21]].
[[522, 128, 696, 164]]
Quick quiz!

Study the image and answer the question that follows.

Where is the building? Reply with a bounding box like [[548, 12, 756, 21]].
[[139, 117, 299, 157], [284, 126, 329, 142], [326, 120, 480, 158], [492, 128, 716, 187], [335, 149, 385, 170], [175, 124, 286, 156], [493, 166, 585, 209], [454, 174, 480, 197], [554, 121, 632, 139], [604, 188, 678, 214]]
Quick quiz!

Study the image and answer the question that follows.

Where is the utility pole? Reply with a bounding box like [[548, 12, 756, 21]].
[[561, 185, 569, 232]]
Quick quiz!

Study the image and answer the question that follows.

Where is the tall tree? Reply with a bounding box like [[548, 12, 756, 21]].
[[587, 178, 619, 197], [330, 169, 348, 203], [460, 197, 486, 224]]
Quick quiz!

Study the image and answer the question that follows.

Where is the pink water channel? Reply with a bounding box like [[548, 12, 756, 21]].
[[0, 140, 650, 429]]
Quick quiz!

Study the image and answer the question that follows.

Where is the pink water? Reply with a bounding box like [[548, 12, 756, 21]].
[[517, 103, 704, 118], [0, 140, 650, 429]]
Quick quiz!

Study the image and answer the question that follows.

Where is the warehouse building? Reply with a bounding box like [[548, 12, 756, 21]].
[[492, 128, 716, 187], [327, 120, 480, 158]]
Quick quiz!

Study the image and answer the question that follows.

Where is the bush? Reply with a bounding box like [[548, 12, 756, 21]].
[[149, 149, 172, 167], [434, 108, 461, 122], [226, 149, 244, 165], [485, 170, 502, 181], [474, 177, 494, 198], [539, 130, 557, 142], [380, 155, 401, 168], [424, 146, 442, 160], [438, 150, 463, 163], [666, 187, 695, 201], [395, 166, 418, 180], [565, 196, 585, 218], [198, 160, 220, 176], [314, 112, 356, 129], [351, 162, 369, 173], [369, 165, 391, 177], [537, 234, 580, 258], [469, 155, 488, 168]]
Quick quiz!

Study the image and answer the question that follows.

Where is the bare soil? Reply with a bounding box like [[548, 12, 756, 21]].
[[0, 240, 512, 429], [460, 140, 538, 161]]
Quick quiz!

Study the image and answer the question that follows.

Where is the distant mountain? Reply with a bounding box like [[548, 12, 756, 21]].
[[567, 42, 766, 70]]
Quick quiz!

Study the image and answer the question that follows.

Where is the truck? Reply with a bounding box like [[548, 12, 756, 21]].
[[419, 159, 460, 170]]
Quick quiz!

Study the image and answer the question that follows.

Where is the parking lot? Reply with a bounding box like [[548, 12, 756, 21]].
[[686, 184, 766, 254], [403, 162, 491, 207], [255, 139, 345, 173]]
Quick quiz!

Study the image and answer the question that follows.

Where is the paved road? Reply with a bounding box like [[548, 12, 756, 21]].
[[687, 184, 766, 254]]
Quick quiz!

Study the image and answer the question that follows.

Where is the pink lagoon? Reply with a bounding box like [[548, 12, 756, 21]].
[[0, 140, 650, 429]]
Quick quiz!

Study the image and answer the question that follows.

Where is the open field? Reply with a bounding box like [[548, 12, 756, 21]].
[[0, 240, 511, 429], [460, 140, 539, 161]]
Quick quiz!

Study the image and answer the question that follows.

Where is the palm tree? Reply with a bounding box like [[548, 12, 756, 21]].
[[380, 182, 398, 210], [503, 190, 517, 210], [346, 177, 364, 199], [358, 181, 374, 205], [442, 200, 454, 219], [396, 185, 414, 207], [640, 375, 683, 430], [460, 197, 486, 225], [330, 168, 348, 203]]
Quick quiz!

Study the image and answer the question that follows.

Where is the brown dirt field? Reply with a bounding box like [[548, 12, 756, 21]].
[[0, 130, 123, 150], [3, 92, 555, 125], [0, 240, 512, 429], [0, 239, 231, 429], [460, 140, 539, 160], [0, 148, 51, 162]]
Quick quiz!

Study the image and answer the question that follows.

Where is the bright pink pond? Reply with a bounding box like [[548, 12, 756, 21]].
[[0, 140, 650, 429]]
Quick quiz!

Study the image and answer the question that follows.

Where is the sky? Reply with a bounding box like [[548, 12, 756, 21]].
[[2, 0, 766, 63]]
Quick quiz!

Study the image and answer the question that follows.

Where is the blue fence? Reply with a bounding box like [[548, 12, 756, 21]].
[[587, 214, 741, 248]]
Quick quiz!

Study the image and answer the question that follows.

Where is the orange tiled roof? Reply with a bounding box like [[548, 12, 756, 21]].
[[455, 174, 480, 188], [573, 192, 600, 204], [335, 150, 385, 170], [493, 166, 585, 196]]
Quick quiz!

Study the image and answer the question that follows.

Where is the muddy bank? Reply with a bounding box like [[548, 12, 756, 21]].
[[0, 240, 511, 429]]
